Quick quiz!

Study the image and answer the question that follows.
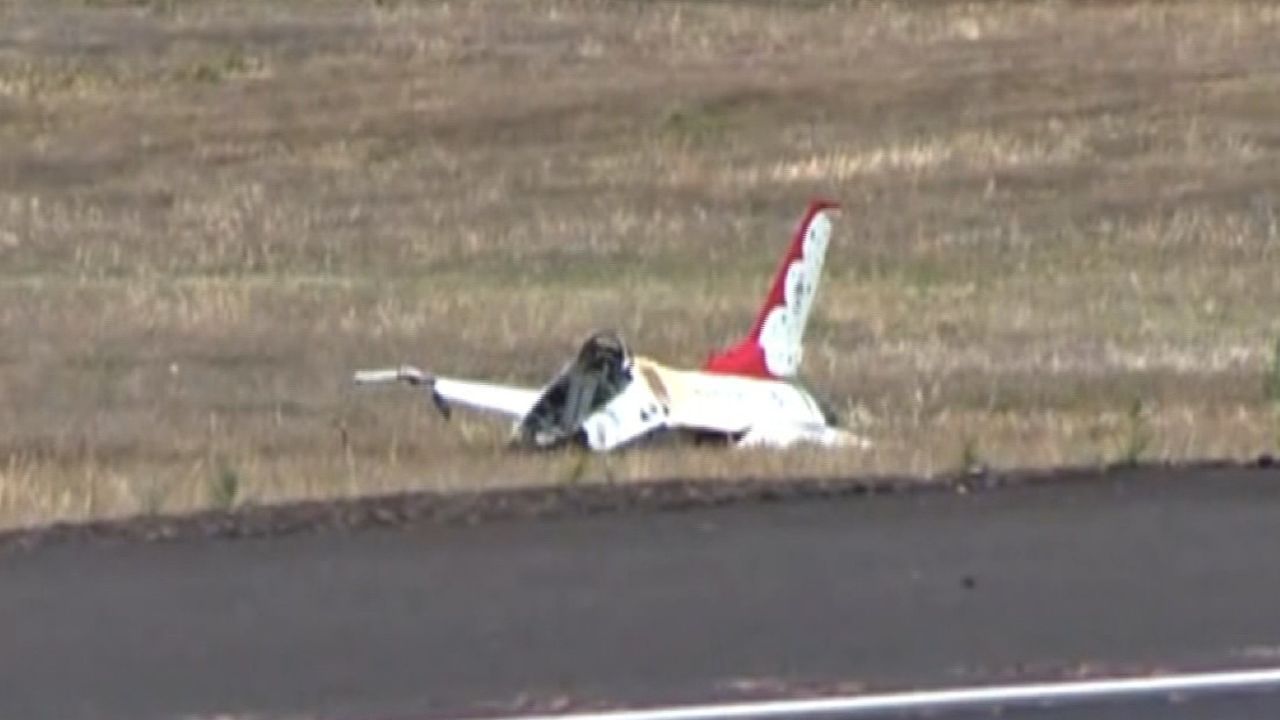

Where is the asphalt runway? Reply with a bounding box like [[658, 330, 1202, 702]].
[[920, 691, 1280, 719], [1, 465, 1278, 720]]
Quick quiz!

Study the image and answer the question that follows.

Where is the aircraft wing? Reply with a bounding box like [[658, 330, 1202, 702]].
[[354, 366, 540, 419]]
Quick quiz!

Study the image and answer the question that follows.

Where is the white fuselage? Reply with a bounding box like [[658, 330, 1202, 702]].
[[573, 356, 841, 451]]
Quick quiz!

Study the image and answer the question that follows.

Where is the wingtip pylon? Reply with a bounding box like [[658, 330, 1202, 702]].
[[353, 365, 433, 386]]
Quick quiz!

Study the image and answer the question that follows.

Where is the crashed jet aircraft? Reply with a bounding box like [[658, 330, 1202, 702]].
[[354, 199, 867, 451]]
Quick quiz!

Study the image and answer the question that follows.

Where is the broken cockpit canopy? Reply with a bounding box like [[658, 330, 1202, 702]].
[[516, 331, 633, 449]]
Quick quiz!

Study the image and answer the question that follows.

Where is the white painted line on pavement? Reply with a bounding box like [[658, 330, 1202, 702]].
[[482, 666, 1280, 720]]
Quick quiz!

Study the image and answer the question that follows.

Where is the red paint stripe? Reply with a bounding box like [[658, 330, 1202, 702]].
[[704, 199, 838, 379]]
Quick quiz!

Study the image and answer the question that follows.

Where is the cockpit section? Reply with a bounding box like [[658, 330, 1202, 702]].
[[515, 331, 634, 449]]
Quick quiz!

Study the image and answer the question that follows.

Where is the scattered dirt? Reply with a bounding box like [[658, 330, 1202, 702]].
[[2, 458, 1273, 554]]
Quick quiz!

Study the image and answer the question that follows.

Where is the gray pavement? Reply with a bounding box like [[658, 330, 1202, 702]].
[[915, 690, 1280, 718], [1, 466, 1278, 719]]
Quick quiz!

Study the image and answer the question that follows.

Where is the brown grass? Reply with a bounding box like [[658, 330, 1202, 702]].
[[2, 0, 1279, 528]]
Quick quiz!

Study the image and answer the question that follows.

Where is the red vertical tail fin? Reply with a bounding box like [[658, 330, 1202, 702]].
[[704, 199, 839, 378]]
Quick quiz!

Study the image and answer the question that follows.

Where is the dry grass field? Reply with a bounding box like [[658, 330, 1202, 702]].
[[2, 0, 1279, 528]]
